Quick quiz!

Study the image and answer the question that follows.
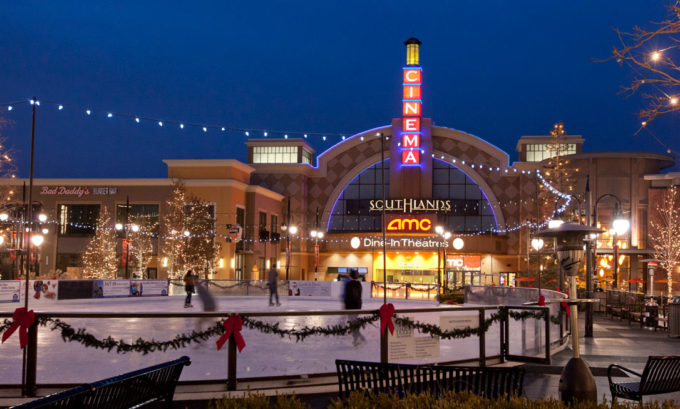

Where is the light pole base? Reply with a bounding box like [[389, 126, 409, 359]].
[[559, 357, 597, 404]]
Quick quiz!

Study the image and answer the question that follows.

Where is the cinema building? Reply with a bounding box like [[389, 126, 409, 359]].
[[0, 39, 675, 291]]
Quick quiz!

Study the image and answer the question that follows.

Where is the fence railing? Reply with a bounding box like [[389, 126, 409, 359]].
[[0, 303, 567, 397]]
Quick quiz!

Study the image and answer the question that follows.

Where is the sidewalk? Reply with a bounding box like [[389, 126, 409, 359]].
[[522, 313, 680, 403]]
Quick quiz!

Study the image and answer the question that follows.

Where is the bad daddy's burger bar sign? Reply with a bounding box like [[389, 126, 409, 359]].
[[40, 186, 118, 197]]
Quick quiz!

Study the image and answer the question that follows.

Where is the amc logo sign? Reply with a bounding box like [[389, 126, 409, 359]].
[[386, 218, 432, 232]]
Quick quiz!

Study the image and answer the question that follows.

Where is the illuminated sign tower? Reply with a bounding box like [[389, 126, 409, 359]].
[[402, 38, 422, 166], [390, 38, 433, 199]]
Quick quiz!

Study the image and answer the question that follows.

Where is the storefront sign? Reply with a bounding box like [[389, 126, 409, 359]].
[[40, 186, 91, 197], [0, 281, 21, 303], [440, 313, 479, 331], [359, 237, 449, 248], [369, 199, 451, 213], [446, 255, 481, 269], [401, 66, 422, 166], [386, 218, 432, 232]]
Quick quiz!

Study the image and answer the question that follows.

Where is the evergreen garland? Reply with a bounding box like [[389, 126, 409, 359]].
[[0, 307, 563, 354]]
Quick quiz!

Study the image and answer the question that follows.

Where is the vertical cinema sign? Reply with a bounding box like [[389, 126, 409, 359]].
[[402, 38, 422, 166]]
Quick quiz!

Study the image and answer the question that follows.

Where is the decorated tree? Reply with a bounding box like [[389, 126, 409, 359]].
[[184, 197, 220, 278], [82, 206, 118, 279], [128, 213, 158, 279], [650, 185, 680, 297], [161, 182, 188, 279]]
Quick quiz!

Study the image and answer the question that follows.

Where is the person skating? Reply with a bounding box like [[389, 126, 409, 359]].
[[344, 269, 365, 346], [183, 270, 195, 308], [268, 267, 280, 306]]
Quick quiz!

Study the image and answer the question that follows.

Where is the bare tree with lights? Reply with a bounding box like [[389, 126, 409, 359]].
[[161, 182, 188, 279], [613, 4, 680, 139], [183, 198, 220, 279], [0, 121, 18, 206], [540, 122, 578, 220], [81, 206, 118, 279], [128, 213, 157, 279], [650, 185, 680, 298]]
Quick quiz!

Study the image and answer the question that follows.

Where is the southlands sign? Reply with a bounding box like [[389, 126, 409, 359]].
[[369, 199, 451, 213]]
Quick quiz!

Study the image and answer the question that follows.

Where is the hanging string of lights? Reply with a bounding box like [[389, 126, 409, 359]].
[[1, 98, 349, 140]]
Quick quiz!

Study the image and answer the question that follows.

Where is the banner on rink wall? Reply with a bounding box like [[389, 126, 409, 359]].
[[20, 280, 59, 302], [93, 280, 131, 298], [288, 280, 332, 297], [130, 280, 169, 297], [58, 280, 95, 300], [0, 281, 21, 303]]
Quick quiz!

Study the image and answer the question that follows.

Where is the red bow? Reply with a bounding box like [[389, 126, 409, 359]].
[[538, 295, 546, 306], [561, 291, 570, 317], [379, 303, 395, 335], [216, 314, 246, 352], [2, 307, 35, 349]]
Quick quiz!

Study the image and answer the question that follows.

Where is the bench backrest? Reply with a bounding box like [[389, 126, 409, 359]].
[[336, 360, 524, 400], [640, 356, 680, 395], [12, 356, 191, 409], [430, 365, 524, 399]]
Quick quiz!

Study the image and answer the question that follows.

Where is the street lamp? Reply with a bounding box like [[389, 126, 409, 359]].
[[310, 229, 324, 276], [531, 237, 545, 296], [116, 221, 140, 279], [536, 222, 603, 404], [281, 222, 297, 281]]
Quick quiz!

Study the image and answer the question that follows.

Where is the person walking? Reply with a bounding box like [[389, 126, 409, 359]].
[[344, 269, 365, 346], [183, 270, 195, 308], [268, 267, 280, 306]]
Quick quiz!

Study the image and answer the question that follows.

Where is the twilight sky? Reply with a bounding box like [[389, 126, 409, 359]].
[[1, 0, 678, 178]]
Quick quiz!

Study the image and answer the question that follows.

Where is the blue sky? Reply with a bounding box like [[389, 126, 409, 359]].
[[1, 0, 677, 178]]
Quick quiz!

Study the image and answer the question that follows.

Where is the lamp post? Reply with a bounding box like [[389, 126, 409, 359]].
[[435, 226, 451, 297], [281, 222, 297, 281], [536, 222, 603, 404], [531, 237, 545, 298], [593, 194, 629, 290]]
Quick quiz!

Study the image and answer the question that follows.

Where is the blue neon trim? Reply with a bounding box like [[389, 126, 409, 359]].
[[400, 164, 421, 167], [402, 83, 422, 86], [401, 99, 423, 103], [402, 67, 422, 70], [401, 147, 419, 150], [400, 132, 422, 134]]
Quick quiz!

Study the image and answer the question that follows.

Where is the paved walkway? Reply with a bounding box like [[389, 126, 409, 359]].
[[523, 313, 680, 404]]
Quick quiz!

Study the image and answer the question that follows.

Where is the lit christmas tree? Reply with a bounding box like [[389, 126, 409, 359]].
[[128, 213, 158, 279], [184, 197, 221, 279], [161, 182, 188, 279], [82, 206, 118, 279], [650, 185, 680, 298]]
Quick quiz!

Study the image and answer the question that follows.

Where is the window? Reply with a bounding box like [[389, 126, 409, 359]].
[[328, 160, 389, 232], [328, 159, 496, 233], [302, 149, 312, 164], [525, 143, 577, 162], [115, 204, 160, 232], [252, 146, 298, 164], [58, 204, 100, 236], [259, 212, 267, 229], [271, 214, 278, 234]]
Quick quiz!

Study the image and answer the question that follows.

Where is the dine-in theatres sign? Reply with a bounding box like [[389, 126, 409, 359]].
[[369, 199, 451, 213]]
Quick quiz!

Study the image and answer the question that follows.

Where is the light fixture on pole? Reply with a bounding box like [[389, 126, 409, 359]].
[[281, 219, 297, 281], [531, 237, 545, 298], [593, 194, 628, 290], [536, 222, 603, 404], [438, 229, 451, 293]]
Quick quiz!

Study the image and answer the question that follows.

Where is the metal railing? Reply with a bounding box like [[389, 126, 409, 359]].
[[0, 304, 566, 397]]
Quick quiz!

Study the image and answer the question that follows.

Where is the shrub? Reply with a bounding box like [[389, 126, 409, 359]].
[[208, 391, 309, 409]]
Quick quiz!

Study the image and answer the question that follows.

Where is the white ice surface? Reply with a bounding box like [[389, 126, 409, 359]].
[[0, 296, 552, 384]]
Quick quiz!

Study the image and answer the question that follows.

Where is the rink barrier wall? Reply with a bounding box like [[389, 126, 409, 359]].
[[0, 280, 170, 301], [0, 303, 567, 397]]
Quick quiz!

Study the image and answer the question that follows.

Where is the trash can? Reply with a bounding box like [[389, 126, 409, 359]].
[[670, 297, 680, 338], [644, 297, 659, 329]]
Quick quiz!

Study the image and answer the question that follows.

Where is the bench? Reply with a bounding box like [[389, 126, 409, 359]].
[[336, 359, 524, 400], [12, 356, 191, 409], [608, 356, 680, 402]]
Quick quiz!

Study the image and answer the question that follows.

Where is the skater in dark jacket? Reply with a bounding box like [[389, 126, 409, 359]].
[[344, 269, 365, 345], [183, 270, 195, 308], [268, 267, 280, 306]]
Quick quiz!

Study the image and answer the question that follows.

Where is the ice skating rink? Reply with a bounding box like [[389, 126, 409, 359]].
[[0, 295, 550, 383]]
